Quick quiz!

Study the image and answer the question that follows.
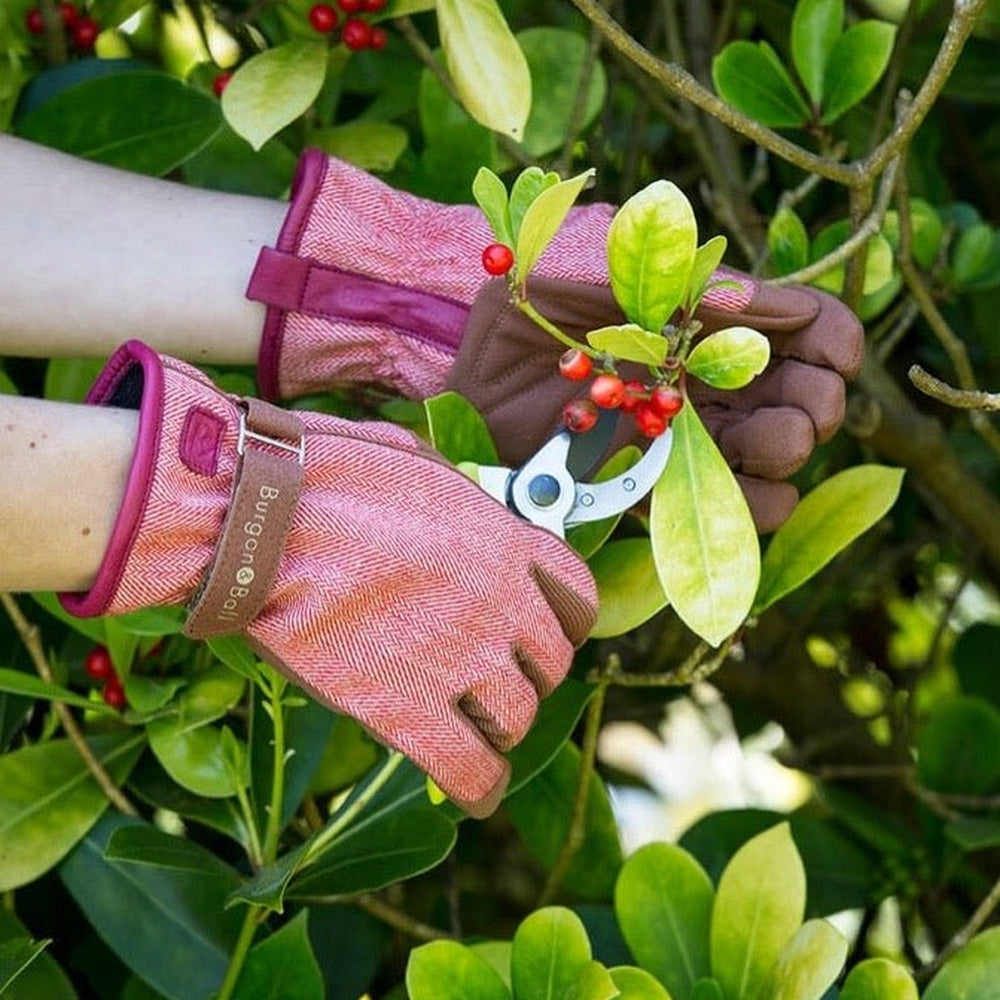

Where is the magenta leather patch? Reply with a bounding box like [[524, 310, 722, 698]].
[[180, 407, 223, 476]]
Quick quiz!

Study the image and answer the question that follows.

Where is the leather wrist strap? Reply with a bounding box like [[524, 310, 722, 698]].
[[185, 398, 305, 639]]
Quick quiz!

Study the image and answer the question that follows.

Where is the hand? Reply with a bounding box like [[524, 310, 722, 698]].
[[61, 342, 597, 816], [446, 274, 863, 533]]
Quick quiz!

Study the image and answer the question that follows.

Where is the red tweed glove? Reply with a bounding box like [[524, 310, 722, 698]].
[[60, 342, 596, 817]]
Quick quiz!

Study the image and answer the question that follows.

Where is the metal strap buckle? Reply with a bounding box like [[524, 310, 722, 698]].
[[237, 409, 306, 465]]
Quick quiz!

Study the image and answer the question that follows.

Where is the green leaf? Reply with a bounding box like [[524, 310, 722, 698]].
[[104, 824, 242, 879], [689, 236, 729, 307], [59, 813, 245, 1000], [437, 0, 531, 140], [924, 927, 1000, 1000], [712, 41, 812, 128], [517, 169, 595, 279], [607, 181, 698, 333], [568, 446, 644, 560], [509, 166, 560, 243], [474, 166, 515, 247], [222, 41, 328, 151], [425, 391, 500, 465], [754, 465, 905, 612], [586, 325, 669, 366], [232, 912, 324, 1000], [0, 909, 76, 1000], [608, 966, 673, 999], [588, 538, 669, 639], [182, 125, 298, 199], [505, 743, 622, 900], [308, 120, 408, 173], [511, 907, 592, 1000], [690, 981, 725, 1000], [820, 21, 897, 124], [0, 732, 145, 891], [408, 940, 511, 1000], [710, 823, 806, 1000], [840, 958, 918, 1000], [124, 676, 186, 715], [650, 403, 759, 646], [952, 223, 999, 289], [17, 70, 222, 175], [791, 0, 844, 105], [207, 635, 262, 684], [0, 936, 51, 998], [765, 919, 847, 1000], [43, 358, 107, 404], [768, 208, 810, 276], [686, 327, 770, 390], [809, 221, 896, 297], [0, 667, 115, 715], [917, 696, 1000, 796], [946, 815, 1000, 852], [0, 368, 17, 395], [614, 843, 713, 998], [564, 961, 619, 1000]]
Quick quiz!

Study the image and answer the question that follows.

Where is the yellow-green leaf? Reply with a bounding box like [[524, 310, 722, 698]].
[[516, 169, 594, 279], [689, 235, 728, 307], [309, 121, 408, 173], [650, 403, 759, 646], [686, 326, 770, 389], [587, 324, 669, 366], [589, 537, 669, 638], [766, 919, 848, 1000], [437, 0, 531, 140]]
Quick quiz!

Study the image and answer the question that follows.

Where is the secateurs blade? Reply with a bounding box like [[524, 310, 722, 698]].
[[478, 414, 673, 539]]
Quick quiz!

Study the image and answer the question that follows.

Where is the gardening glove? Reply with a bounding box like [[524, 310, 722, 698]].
[[447, 276, 864, 533], [59, 341, 597, 817]]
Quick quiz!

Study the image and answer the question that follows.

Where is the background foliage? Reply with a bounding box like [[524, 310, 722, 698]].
[[2, 0, 1000, 997]]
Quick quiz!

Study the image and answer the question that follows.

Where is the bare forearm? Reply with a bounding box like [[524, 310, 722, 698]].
[[0, 395, 136, 591], [0, 135, 284, 364]]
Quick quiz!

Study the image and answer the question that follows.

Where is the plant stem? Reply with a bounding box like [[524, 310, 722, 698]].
[[216, 905, 263, 1000], [537, 678, 608, 907], [919, 870, 1000, 980], [515, 297, 597, 356], [354, 893, 453, 941], [908, 366, 1000, 411], [261, 679, 287, 864], [0, 594, 139, 817]]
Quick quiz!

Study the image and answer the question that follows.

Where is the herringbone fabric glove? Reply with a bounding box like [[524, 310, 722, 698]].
[[60, 341, 597, 817]]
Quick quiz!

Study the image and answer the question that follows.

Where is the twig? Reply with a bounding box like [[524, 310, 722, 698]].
[[0, 594, 138, 817], [355, 893, 453, 942], [536, 676, 609, 907], [909, 366, 1000, 412], [919, 872, 1000, 980]]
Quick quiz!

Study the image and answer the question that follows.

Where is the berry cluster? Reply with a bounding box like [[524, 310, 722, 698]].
[[308, 0, 388, 50], [24, 2, 99, 51], [84, 644, 127, 710], [558, 349, 683, 438]]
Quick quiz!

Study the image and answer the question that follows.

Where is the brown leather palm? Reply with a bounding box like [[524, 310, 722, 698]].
[[447, 277, 864, 533]]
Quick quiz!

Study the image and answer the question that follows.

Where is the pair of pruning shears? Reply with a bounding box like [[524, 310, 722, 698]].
[[478, 413, 673, 539]]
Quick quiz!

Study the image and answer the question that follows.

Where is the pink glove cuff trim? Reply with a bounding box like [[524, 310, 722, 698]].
[[255, 149, 330, 399], [60, 340, 165, 618]]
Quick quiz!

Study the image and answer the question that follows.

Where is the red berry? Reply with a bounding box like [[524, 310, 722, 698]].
[[59, 1, 78, 28], [481, 242, 514, 276], [309, 2, 338, 32], [341, 17, 372, 49], [25, 7, 45, 34], [362, 0, 386, 9], [589, 373, 626, 409], [102, 678, 127, 710], [71, 15, 99, 50], [84, 645, 115, 682], [620, 380, 647, 413], [563, 398, 599, 433], [212, 71, 234, 97], [634, 403, 668, 438], [369, 25, 388, 49], [649, 384, 684, 418], [337, 0, 362, 12], [558, 349, 592, 382]]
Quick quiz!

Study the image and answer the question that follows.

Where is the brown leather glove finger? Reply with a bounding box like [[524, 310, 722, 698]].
[[736, 476, 800, 534]]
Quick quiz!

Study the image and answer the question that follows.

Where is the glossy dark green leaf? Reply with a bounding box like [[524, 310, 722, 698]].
[[511, 907, 592, 1000], [425, 391, 500, 465], [917, 696, 1000, 796], [207, 635, 263, 684], [60, 813, 245, 1000], [755, 466, 904, 613], [651, 403, 759, 646], [768, 207, 810, 275], [232, 911, 324, 1000], [0, 732, 145, 891], [407, 940, 511, 1000], [840, 958, 918, 1000], [0, 936, 51, 998], [710, 824, 805, 1000], [0, 909, 76, 1000], [307, 716, 381, 796], [309, 905, 389, 1000], [227, 846, 306, 912], [791, 0, 844, 105], [952, 223, 1000, 289], [954, 623, 1000, 707], [820, 21, 897, 124], [945, 815, 1000, 852], [437, 0, 530, 140], [712, 41, 811, 128], [104, 824, 243, 880], [18, 71, 222, 175], [222, 42, 327, 151], [505, 742, 622, 900], [182, 126, 298, 198], [608, 181, 697, 333], [614, 842, 713, 998], [0, 667, 114, 714], [924, 928, 1000, 1000], [588, 537, 669, 638]]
